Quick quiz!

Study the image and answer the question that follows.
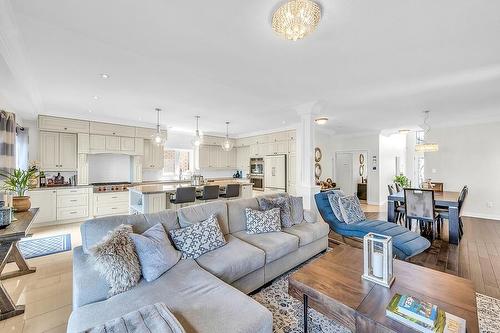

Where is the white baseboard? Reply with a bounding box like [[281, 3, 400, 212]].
[[463, 212, 500, 221]]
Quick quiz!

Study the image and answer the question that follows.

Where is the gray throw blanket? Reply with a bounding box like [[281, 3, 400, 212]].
[[81, 303, 186, 333]]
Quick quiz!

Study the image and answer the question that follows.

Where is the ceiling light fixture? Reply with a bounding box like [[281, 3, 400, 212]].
[[415, 111, 439, 153], [93, 95, 99, 100], [151, 108, 167, 147], [314, 117, 328, 125], [398, 129, 411, 135], [272, 0, 321, 41], [192, 115, 202, 147], [100, 73, 109, 79], [221, 121, 234, 152]]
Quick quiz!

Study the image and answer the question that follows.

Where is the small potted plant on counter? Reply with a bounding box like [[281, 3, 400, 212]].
[[0, 168, 37, 212]]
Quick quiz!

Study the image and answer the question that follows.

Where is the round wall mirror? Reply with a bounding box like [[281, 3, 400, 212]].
[[314, 147, 322, 162], [314, 163, 322, 179], [359, 154, 365, 164]]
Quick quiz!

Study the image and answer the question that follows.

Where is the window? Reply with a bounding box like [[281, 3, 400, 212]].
[[416, 131, 425, 144], [163, 149, 193, 178]]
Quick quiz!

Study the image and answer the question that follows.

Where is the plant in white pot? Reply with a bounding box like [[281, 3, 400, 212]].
[[0, 168, 37, 212]]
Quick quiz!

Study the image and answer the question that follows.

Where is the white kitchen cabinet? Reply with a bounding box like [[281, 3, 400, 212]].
[[288, 140, 296, 153], [77, 133, 89, 153], [40, 131, 77, 171], [143, 139, 164, 169], [135, 127, 157, 139], [77, 154, 89, 185], [90, 134, 106, 151], [38, 115, 89, 133], [90, 122, 135, 137], [249, 144, 259, 157], [288, 130, 296, 141], [268, 141, 288, 155], [120, 137, 135, 152], [134, 138, 144, 155], [236, 146, 250, 172], [209, 146, 219, 168], [94, 192, 129, 217], [29, 190, 57, 224], [131, 156, 143, 183], [199, 145, 210, 169], [105, 136, 120, 151]]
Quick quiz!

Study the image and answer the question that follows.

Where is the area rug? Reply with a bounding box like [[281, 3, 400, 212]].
[[18, 234, 72, 259], [251, 254, 500, 333]]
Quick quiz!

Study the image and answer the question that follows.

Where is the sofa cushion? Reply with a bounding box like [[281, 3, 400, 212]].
[[130, 224, 181, 282], [195, 235, 265, 284], [289, 196, 304, 225], [338, 195, 366, 224], [257, 196, 293, 228], [83, 303, 186, 333], [144, 210, 181, 233], [67, 259, 273, 333], [169, 214, 227, 259], [232, 230, 299, 263], [89, 224, 141, 297], [245, 207, 281, 234], [327, 190, 346, 222], [227, 198, 260, 233], [177, 201, 229, 235], [283, 221, 330, 246]]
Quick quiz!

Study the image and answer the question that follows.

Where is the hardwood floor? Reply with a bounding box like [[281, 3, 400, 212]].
[[1, 204, 499, 332]]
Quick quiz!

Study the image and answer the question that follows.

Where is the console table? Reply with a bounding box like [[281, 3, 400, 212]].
[[289, 245, 478, 332], [0, 208, 39, 320]]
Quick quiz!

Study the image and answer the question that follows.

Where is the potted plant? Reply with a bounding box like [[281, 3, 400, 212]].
[[393, 174, 411, 189], [0, 168, 37, 212]]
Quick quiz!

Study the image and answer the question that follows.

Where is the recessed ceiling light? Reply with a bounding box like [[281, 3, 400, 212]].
[[314, 117, 328, 125], [88, 109, 92, 113], [100, 73, 110, 79], [93, 95, 99, 100]]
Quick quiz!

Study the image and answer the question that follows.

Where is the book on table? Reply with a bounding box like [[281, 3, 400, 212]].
[[386, 294, 466, 333]]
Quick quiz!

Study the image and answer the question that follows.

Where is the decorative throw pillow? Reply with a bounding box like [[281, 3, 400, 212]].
[[258, 196, 293, 227], [338, 195, 366, 224], [289, 196, 304, 225], [129, 223, 181, 282], [89, 224, 141, 297], [169, 214, 226, 259], [327, 190, 346, 222], [245, 207, 281, 234]]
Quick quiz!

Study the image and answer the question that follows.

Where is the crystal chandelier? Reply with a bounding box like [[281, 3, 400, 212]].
[[415, 111, 439, 153], [151, 108, 167, 147], [221, 121, 234, 152], [272, 0, 321, 41], [192, 115, 202, 147]]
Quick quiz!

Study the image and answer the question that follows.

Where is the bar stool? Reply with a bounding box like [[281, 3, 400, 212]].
[[197, 185, 220, 202], [220, 184, 240, 200], [170, 186, 196, 209]]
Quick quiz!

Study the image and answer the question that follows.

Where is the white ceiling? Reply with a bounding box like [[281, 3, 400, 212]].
[[1, 0, 500, 136]]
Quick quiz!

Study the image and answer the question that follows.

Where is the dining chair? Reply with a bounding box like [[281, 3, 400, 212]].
[[437, 185, 468, 239], [404, 188, 439, 240], [220, 184, 240, 199], [388, 185, 405, 225], [197, 185, 220, 202], [170, 186, 196, 209], [395, 183, 403, 193]]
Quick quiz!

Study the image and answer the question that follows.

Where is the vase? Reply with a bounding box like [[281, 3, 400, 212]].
[[12, 196, 31, 212]]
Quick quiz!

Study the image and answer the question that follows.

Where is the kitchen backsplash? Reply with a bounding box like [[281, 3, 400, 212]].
[[88, 154, 131, 183]]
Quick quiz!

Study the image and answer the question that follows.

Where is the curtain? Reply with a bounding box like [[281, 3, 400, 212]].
[[0, 110, 16, 175]]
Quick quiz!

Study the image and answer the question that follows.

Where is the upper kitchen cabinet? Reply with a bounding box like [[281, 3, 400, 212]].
[[90, 122, 135, 137], [143, 139, 164, 169], [38, 115, 89, 133], [135, 127, 157, 139], [105, 136, 121, 151], [40, 131, 77, 171]]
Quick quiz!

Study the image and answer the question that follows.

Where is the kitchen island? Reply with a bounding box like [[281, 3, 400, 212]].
[[129, 180, 253, 214]]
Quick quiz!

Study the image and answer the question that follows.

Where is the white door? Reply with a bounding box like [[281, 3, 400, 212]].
[[40, 131, 60, 170], [335, 152, 355, 195], [59, 133, 77, 171]]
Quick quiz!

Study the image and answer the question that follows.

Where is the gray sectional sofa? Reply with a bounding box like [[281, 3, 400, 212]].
[[68, 195, 329, 333]]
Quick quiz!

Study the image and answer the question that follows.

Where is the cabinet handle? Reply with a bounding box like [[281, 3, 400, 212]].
[[70, 190, 77, 193], [70, 211, 77, 214], [70, 199, 78, 202], [111, 207, 117, 210], [64, 127, 68, 130], [111, 196, 118, 199]]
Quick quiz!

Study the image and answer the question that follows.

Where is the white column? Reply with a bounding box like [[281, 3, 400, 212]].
[[295, 102, 321, 210]]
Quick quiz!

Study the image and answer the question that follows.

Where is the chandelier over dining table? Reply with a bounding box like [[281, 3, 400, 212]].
[[272, 0, 322, 41]]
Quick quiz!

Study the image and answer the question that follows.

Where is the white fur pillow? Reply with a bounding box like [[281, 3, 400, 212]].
[[89, 224, 141, 297]]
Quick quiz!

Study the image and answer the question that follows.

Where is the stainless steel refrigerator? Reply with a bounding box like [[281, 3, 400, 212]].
[[264, 154, 287, 192]]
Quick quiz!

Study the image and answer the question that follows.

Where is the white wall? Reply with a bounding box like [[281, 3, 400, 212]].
[[379, 133, 406, 203], [331, 133, 381, 204], [425, 122, 500, 219]]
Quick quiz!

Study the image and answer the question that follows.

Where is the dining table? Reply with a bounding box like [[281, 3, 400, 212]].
[[387, 190, 461, 245]]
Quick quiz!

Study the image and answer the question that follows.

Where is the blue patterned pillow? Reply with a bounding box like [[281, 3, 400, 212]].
[[245, 208, 281, 234], [338, 195, 366, 224], [327, 190, 346, 222], [169, 214, 226, 259], [258, 196, 293, 227]]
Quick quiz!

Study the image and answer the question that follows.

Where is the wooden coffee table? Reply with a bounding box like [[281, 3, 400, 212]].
[[289, 245, 478, 333]]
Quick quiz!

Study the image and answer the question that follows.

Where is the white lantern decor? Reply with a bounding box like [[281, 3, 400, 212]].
[[362, 233, 395, 288]]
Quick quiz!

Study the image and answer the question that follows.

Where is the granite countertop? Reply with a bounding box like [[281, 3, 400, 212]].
[[29, 185, 93, 191], [129, 180, 253, 195]]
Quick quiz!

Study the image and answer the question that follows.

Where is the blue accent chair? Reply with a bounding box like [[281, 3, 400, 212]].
[[315, 191, 431, 260]]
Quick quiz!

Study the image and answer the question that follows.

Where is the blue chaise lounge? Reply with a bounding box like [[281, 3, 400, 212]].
[[315, 191, 431, 260]]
